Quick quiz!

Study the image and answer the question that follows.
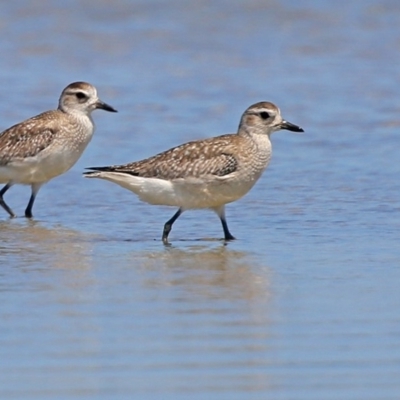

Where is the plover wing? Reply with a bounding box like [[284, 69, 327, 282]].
[[86, 134, 240, 180], [0, 112, 60, 165]]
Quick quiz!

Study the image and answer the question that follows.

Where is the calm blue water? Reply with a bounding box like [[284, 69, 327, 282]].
[[0, 1, 399, 399]]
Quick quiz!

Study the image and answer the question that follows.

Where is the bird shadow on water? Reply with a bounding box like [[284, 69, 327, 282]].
[[125, 241, 272, 302], [0, 218, 95, 270]]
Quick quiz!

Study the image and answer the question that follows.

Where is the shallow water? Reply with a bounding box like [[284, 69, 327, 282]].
[[0, 1, 400, 399]]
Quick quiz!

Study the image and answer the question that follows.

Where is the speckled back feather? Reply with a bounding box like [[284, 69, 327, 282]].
[[88, 134, 241, 180], [0, 111, 62, 165]]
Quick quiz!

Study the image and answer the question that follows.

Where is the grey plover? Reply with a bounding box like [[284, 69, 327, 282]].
[[84, 101, 303, 243], [0, 82, 117, 218]]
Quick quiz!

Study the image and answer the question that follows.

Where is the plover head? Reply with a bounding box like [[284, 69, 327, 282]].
[[239, 101, 303, 135], [58, 81, 117, 115]]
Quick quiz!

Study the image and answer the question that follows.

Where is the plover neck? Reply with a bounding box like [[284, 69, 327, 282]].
[[238, 123, 272, 138], [60, 106, 94, 125]]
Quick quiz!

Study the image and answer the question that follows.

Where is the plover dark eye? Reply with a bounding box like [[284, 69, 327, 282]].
[[76, 92, 87, 100], [259, 111, 270, 119]]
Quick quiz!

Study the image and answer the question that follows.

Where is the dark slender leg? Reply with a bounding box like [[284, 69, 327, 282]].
[[0, 183, 16, 218], [213, 205, 235, 241], [25, 194, 35, 218], [25, 183, 42, 218], [220, 216, 235, 241], [162, 208, 183, 244]]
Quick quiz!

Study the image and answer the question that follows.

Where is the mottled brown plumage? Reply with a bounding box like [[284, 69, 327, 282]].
[[85, 101, 303, 243], [0, 112, 64, 165], [0, 81, 117, 218], [90, 134, 242, 179]]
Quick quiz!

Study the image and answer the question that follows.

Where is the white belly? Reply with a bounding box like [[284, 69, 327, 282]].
[[0, 144, 87, 184], [86, 171, 264, 209]]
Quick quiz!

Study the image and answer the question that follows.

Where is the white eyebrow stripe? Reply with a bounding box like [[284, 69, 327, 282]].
[[248, 108, 274, 114]]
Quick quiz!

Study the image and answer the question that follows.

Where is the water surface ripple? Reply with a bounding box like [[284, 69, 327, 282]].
[[0, 1, 399, 399]]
